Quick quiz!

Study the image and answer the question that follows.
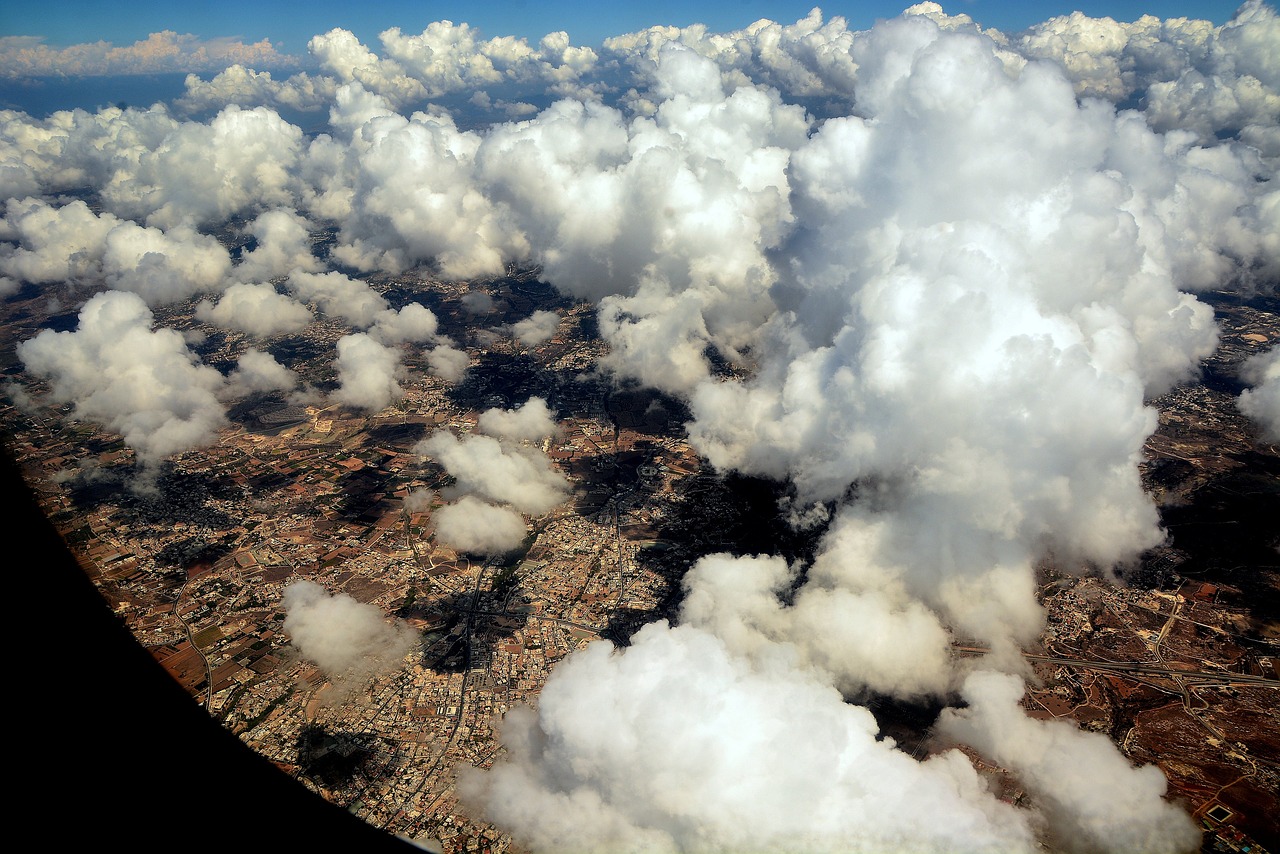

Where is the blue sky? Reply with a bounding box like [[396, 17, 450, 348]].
[[0, 1, 1253, 52]]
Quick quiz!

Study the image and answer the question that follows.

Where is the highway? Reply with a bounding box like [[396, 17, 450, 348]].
[[953, 645, 1279, 687], [1025, 654, 1280, 687]]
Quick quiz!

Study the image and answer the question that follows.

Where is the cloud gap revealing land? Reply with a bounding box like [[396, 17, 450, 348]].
[[2, 4, 1278, 853]]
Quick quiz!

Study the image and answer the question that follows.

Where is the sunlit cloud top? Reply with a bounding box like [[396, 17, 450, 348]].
[[1, 3, 1276, 852], [0, 1, 1252, 77]]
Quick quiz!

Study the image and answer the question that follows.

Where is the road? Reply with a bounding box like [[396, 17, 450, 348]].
[[1025, 653, 1280, 687]]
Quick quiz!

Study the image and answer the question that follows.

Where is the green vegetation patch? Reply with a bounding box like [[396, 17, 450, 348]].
[[192, 625, 224, 647]]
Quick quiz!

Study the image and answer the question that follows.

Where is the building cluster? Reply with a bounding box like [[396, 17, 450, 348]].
[[3, 264, 1276, 852], [0, 269, 712, 851]]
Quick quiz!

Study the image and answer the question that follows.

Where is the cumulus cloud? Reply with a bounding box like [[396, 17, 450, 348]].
[[460, 291, 496, 315], [282, 270, 443, 410], [0, 197, 119, 284], [595, 2, 1276, 154], [457, 12, 1266, 850], [309, 22, 597, 110], [8, 5, 1278, 851], [679, 551, 955, 699], [91, 105, 305, 228], [417, 400, 568, 554], [601, 4, 1015, 120], [510, 309, 560, 346], [333, 332, 403, 412], [100, 219, 232, 304], [1016, 1, 1280, 146], [17, 290, 227, 466], [601, 8, 861, 109], [473, 53, 808, 393], [287, 269, 389, 327], [475, 396, 558, 442], [369, 302, 439, 345], [416, 429, 569, 515], [5, 105, 303, 230], [232, 208, 324, 283], [937, 671, 1201, 853], [431, 494, 528, 555], [282, 580, 418, 699], [403, 487, 435, 513], [177, 66, 338, 115], [307, 29, 429, 107], [317, 103, 524, 279], [1238, 345, 1280, 440], [426, 344, 470, 382], [224, 348, 298, 397], [0, 197, 232, 304], [195, 282, 313, 337], [0, 31, 298, 79], [0, 103, 182, 202], [461, 621, 1038, 854]]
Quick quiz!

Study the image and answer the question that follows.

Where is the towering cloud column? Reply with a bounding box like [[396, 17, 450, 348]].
[[465, 13, 1253, 852]]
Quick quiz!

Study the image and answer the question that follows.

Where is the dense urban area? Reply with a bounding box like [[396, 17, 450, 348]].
[[2, 253, 1277, 853]]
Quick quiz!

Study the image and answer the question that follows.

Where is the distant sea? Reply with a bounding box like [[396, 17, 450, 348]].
[[0, 72, 333, 132], [0, 68, 646, 132], [0, 73, 191, 116]]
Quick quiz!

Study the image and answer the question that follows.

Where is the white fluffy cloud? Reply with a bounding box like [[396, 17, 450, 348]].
[[679, 551, 955, 699], [426, 344, 470, 382], [101, 221, 232, 304], [0, 197, 119, 284], [195, 282, 313, 337], [283, 269, 446, 411], [418, 399, 567, 554], [17, 290, 228, 465], [225, 348, 298, 396], [416, 429, 568, 515], [101, 106, 306, 228], [1017, 1, 1280, 148], [0, 31, 297, 78], [675, 15, 1236, 676], [1, 197, 232, 304], [937, 671, 1201, 853], [473, 51, 807, 393], [7, 6, 1278, 851], [0, 104, 182, 202], [287, 269, 390, 327], [369, 302, 439, 345], [282, 580, 418, 696], [510, 309, 560, 346], [453, 13, 1260, 851], [461, 621, 1038, 854], [1238, 345, 1280, 440], [308, 22, 597, 110], [316, 100, 524, 279], [178, 66, 339, 115], [232, 208, 324, 283], [431, 494, 529, 555], [601, 8, 862, 108], [475, 396, 559, 442], [333, 332, 403, 412]]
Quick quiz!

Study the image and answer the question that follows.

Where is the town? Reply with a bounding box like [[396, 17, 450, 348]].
[[1, 262, 1277, 853]]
